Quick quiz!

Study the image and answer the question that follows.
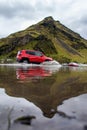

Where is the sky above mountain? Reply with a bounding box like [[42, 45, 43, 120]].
[[0, 0, 87, 39]]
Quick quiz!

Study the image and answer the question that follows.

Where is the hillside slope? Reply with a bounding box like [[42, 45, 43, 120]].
[[0, 16, 87, 63]]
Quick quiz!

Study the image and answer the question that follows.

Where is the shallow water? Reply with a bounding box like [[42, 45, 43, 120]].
[[0, 64, 87, 130]]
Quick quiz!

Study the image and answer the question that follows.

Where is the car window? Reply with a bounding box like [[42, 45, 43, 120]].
[[34, 51, 43, 56], [26, 51, 43, 56], [26, 51, 35, 55]]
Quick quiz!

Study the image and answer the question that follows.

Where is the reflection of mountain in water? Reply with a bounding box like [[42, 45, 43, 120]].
[[0, 66, 87, 118]]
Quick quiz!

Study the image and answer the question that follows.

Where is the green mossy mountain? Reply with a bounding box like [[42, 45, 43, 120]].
[[0, 16, 87, 63]]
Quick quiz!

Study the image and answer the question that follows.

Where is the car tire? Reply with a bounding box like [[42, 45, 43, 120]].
[[45, 59, 50, 62], [22, 59, 29, 64]]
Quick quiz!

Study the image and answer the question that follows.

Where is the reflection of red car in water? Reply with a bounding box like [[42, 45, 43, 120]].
[[16, 67, 52, 82]]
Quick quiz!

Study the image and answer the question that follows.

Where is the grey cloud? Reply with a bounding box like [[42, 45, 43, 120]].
[[0, 1, 35, 19], [0, 0, 55, 20], [35, 1, 54, 11], [79, 15, 87, 25], [0, 0, 87, 39]]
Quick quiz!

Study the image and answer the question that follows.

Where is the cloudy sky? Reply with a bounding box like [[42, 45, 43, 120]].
[[0, 0, 87, 39]]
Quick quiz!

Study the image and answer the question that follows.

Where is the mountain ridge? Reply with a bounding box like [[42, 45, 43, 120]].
[[0, 16, 87, 63]]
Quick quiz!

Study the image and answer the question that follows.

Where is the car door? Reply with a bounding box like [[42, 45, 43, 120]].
[[33, 51, 44, 63], [26, 51, 44, 63]]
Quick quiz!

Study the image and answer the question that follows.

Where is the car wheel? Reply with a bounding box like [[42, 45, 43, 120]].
[[22, 59, 29, 64], [45, 59, 50, 62]]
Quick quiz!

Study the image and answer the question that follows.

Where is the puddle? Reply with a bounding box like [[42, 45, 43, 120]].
[[0, 65, 87, 130]]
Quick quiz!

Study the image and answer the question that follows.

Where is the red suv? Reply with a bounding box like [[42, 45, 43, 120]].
[[16, 50, 53, 64]]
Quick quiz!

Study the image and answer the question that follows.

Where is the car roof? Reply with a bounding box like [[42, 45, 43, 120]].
[[21, 50, 41, 52]]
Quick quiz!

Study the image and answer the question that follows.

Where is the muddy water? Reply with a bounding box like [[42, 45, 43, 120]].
[[0, 65, 87, 130]]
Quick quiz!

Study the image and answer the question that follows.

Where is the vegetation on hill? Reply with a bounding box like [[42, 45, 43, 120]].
[[0, 16, 87, 63]]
